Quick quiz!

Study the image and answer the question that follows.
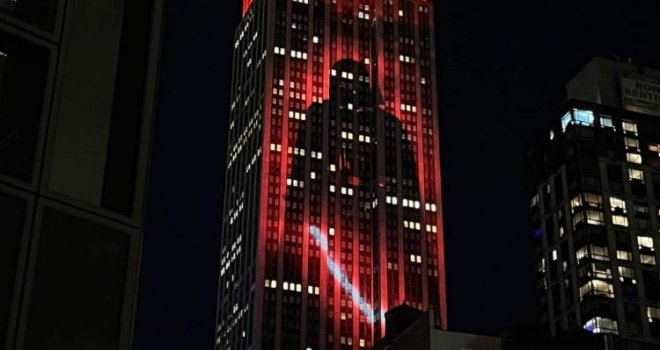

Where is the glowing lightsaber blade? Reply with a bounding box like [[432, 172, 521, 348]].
[[310, 225, 375, 322]]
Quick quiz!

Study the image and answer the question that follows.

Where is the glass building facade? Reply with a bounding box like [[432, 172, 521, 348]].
[[0, 1, 164, 349], [217, 1, 446, 349]]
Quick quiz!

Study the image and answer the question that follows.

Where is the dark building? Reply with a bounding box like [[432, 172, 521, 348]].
[[371, 305, 500, 350], [217, 0, 446, 349], [527, 57, 660, 349], [0, 1, 164, 349], [500, 325, 605, 350]]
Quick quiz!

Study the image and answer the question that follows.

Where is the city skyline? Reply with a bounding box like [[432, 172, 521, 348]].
[[134, 0, 660, 349]]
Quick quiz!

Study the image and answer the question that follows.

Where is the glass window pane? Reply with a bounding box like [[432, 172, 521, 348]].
[[0, 0, 58, 29], [0, 191, 26, 346], [24, 208, 130, 350], [0, 32, 49, 182]]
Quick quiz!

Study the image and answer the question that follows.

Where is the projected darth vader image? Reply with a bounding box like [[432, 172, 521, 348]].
[[277, 59, 421, 348]]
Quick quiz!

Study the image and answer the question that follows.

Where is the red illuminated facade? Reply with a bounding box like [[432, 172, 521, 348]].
[[218, 1, 445, 349]]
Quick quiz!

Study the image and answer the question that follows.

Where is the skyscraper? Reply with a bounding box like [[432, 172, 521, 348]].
[[218, 0, 445, 349], [0, 1, 164, 349], [527, 57, 660, 349]]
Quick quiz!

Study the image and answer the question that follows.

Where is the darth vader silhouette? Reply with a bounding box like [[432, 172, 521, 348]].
[[278, 59, 420, 349]]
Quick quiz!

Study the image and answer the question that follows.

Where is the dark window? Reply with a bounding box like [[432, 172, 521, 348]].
[[623, 303, 640, 335], [630, 179, 646, 196], [0, 0, 57, 29], [554, 174, 564, 202], [643, 271, 660, 303], [0, 191, 26, 346], [0, 32, 49, 182], [101, 0, 155, 216], [24, 208, 130, 350], [653, 174, 660, 201], [607, 164, 623, 193]]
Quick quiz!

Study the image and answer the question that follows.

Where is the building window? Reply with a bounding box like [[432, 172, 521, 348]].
[[625, 137, 640, 149], [609, 197, 626, 213], [648, 307, 660, 321], [626, 152, 642, 164], [600, 115, 615, 129], [0, 32, 50, 182], [640, 254, 656, 265], [638, 236, 654, 250], [612, 215, 628, 227], [583, 317, 618, 335], [574, 109, 594, 125], [579, 280, 614, 299], [617, 250, 633, 261], [629, 169, 644, 182], [622, 119, 638, 133], [618, 266, 635, 282], [576, 244, 609, 261]]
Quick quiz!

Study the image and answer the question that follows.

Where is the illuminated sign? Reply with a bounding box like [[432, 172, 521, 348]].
[[620, 72, 660, 117]]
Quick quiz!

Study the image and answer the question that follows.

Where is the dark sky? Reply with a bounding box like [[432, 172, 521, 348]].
[[133, 1, 660, 349]]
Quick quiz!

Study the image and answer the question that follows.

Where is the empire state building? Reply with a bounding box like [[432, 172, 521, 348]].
[[217, 1, 445, 349]]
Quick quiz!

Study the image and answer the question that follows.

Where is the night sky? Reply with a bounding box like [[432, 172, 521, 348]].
[[133, 1, 660, 349]]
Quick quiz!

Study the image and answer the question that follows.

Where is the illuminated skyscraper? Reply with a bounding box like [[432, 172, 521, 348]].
[[527, 57, 660, 349], [217, 1, 445, 349]]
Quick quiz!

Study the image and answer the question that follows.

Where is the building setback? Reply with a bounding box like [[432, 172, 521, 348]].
[[527, 57, 660, 349], [372, 305, 500, 350], [0, 1, 164, 349], [217, 0, 446, 349]]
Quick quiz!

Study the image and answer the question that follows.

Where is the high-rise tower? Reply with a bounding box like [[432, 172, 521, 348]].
[[527, 57, 660, 349], [217, 1, 445, 349]]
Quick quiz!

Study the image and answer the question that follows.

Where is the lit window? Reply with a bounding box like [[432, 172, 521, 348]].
[[589, 263, 612, 279], [629, 168, 644, 182], [612, 215, 628, 227], [586, 210, 604, 225], [641, 254, 656, 265], [329, 227, 335, 236], [617, 250, 632, 261], [574, 109, 594, 126], [552, 250, 558, 261], [618, 266, 635, 281], [398, 10, 404, 16], [561, 111, 572, 131], [638, 236, 654, 250], [579, 280, 614, 299], [609, 197, 626, 213], [626, 152, 642, 164], [583, 317, 618, 335], [622, 119, 638, 133], [648, 307, 660, 321], [624, 137, 640, 149], [600, 115, 614, 129]]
